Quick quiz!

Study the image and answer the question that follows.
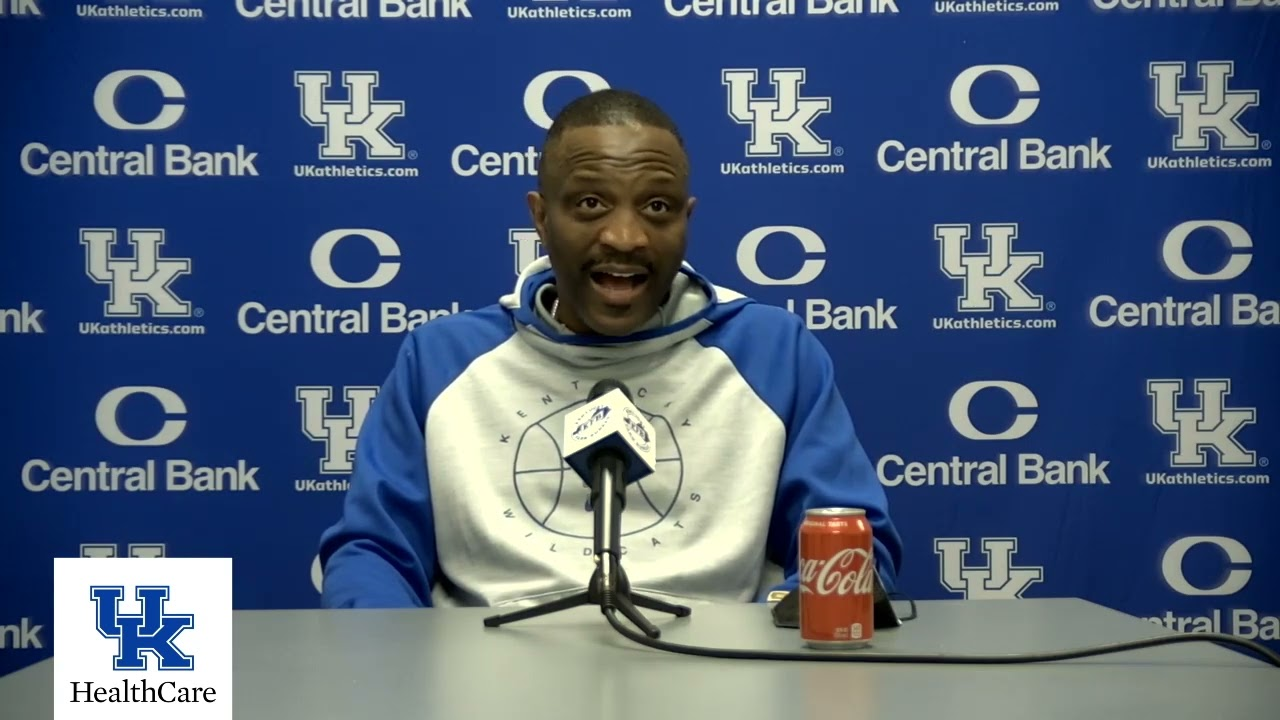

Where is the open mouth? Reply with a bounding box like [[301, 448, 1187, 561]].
[[588, 269, 649, 306]]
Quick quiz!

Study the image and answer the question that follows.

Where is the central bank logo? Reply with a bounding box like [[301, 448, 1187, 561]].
[[295, 386, 378, 492], [79, 228, 204, 337], [1095, 0, 1280, 12], [239, 0, 472, 19], [310, 228, 401, 289], [720, 68, 845, 177], [1148, 60, 1270, 170], [0, 300, 46, 334], [294, 71, 420, 179], [20, 69, 258, 178], [666, 0, 898, 18], [452, 70, 610, 178], [933, 222, 1056, 331], [1145, 535, 1275, 642], [0, 618, 44, 650], [948, 381, 1038, 441], [94, 70, 186, 131], [735, 225, 897, 331], [238, 229, 462, 334], [22, 386, 261, 494], [879, 380, 1111, 488], [879, 64, 1111, 174], [1162, 536, 1252, 597], [90, 585, 193, 670], [935, 537, 1044, 599], [96, 386, 187, 447], [1089, 220, 1275, 329]]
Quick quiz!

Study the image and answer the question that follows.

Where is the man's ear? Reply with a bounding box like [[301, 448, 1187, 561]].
[[685, 196, 697, 220], [526, 191, 547, 238]]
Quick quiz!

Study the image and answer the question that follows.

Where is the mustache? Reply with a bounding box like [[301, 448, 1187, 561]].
[[581, 255, 655, 273]]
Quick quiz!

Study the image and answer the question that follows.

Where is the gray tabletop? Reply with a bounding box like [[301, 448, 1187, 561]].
[[1, 597, 1275, 719]]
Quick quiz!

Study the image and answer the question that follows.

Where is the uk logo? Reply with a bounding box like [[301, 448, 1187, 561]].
[[295, 71, 406, 161], [297, 386, 379, 474], [1148, 379, 1257, 468], [1150, 61, 1260, 153], [722, 68, 833, 158], [508, 228, 545, 276], [0, 0, 42, 17], [89, 585, 194, 671], [81, 543, 167, 559], [936, 223, 1044, 312], [935, 537, 1044, 599], [81, 228, 192, 318]]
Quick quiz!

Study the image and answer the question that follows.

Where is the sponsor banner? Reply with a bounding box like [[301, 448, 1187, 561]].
[[664, 0, 900, 18], [22, 387, 262, 494], [20, 70, 260, 179], [877, 64, 1113, 175], [879, 381, 1111, 489], [236, 0, 472, 20]]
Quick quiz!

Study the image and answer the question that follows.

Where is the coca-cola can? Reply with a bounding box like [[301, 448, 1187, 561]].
[[798, 507, 875, 649]]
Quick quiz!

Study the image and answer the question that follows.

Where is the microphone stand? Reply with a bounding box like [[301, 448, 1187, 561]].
[[483, 450, 692, 638]]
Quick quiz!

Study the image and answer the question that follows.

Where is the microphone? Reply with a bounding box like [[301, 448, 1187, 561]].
[[562, 381, 655, 607], [562, 379, 657, 490], [481, 379, 691, 637]]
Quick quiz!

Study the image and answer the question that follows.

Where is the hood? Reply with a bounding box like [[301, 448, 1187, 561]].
[[499, 256, 753, 369]]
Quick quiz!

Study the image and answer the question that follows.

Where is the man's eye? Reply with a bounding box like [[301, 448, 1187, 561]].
[[648, 200, 671, 212], [578, 197, 602, 209]]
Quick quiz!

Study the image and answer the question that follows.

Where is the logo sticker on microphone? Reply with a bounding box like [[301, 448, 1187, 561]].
[[622, 406, 652, 453], [569, 404, 611, 442]]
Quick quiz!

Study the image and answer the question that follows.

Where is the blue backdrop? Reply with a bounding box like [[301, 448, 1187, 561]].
[[2, 0, 1277, 677]]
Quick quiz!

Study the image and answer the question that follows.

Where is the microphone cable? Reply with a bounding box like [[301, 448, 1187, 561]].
[[599, 604, 1280, 668]]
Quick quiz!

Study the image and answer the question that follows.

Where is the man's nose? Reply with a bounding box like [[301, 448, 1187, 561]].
[[598, 212, 649, 252]]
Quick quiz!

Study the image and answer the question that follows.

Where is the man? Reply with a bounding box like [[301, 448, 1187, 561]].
[[317, 89, 903, 609]]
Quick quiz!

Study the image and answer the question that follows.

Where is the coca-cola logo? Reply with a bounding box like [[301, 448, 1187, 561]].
[[800, 547, 875, 596]]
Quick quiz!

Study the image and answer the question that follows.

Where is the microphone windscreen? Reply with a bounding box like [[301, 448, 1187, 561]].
[[589, 378, 632, 402]]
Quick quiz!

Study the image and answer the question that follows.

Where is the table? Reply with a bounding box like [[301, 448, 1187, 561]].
[[0, 598, 1275, 719]]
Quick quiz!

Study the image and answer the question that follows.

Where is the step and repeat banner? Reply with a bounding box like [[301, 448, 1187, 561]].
[[1, 0, 1277, 677]]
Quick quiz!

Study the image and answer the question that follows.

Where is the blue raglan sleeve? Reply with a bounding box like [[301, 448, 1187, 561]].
[[317, 333, 438, 609], [764, 319, 904, 598]]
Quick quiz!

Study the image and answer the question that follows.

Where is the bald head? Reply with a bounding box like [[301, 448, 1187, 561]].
[[537, 89, 688, 191]]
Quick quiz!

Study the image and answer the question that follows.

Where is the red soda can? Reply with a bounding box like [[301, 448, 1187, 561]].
[[798, 507, 875, 649]]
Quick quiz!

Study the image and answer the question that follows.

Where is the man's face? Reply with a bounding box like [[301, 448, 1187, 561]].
[[526, 124, 695, 337]]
